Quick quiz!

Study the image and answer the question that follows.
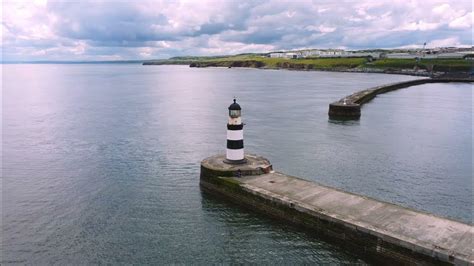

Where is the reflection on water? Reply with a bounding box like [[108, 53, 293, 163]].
[[199, 190, 367, 264], [328, 119, 361, 126], [3, 64, 471, 264]]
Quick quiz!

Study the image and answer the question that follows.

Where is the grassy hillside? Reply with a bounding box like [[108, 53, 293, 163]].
[[143, 55, 473, 73], [369, 58, 471, 72]]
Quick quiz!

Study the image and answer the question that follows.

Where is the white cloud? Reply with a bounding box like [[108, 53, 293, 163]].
[[138, 47, 153, 58], [317, 7, 329, 13], [428, 37, 462, 47], [305, 25, 336, 33], [396, 21, 441, 31], [1, 0, 472, 61], [318, 25, 336, 33], [432, 4, 451, 14], [449, 12, 472, 29]]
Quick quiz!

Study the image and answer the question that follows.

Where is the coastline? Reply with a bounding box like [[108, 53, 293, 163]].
[[144, 61, 434, 77], [143, 59, 472, 78]]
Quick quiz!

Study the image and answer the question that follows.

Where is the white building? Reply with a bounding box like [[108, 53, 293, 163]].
[[269, 52, 285, 58], [268, 48, 473, 60], [269, 51, 302, 59], [284, 52, 300, 59], [301, 50, 319, 57], [318, 49, 346, 57], [386, 53, 420, 59], [344, 52, 381, 58], [386, 51, 471, 59], [434, 52, 467, 59]]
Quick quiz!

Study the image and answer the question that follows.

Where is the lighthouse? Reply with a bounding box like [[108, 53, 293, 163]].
[[225, 98, 246, 164]]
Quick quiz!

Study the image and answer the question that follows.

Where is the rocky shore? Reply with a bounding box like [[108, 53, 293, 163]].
[[144, 58, 472, 77]]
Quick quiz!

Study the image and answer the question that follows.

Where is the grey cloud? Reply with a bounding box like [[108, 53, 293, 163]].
[[193, 22, 234, 36], [2, 0, 472, 61], [48, 1, 178, 43]]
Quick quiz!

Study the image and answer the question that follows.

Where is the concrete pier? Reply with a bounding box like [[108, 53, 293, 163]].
[[328, 77, 473, 119], [200, 156, 473, 265]]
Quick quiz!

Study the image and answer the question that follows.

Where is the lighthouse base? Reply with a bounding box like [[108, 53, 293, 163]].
[[201, 154, 272, 178], [223, 158, 248, 165]]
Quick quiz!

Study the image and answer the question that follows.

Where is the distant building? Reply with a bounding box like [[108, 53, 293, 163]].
[[268, 51, 302, 59], [464, 54, 474, 60], [345, 52, 382, 58], [284, 52, 300, 59], [434, 52, 467, 59], [387, 51, 471, 59], [268, 47, 473, 60], [319, 49, 345, 57], [386, 53, 420, 59], [269, 52, 285, 58], [301, 50, 321, 57]]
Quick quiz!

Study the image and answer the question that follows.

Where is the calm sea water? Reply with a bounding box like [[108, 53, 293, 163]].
[[2, 64, 472, 264]]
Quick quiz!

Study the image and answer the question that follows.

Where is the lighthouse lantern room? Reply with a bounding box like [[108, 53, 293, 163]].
[[225, 99, 246, 164]]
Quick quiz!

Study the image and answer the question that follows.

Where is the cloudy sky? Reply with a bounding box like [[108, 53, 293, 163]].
[[2, 0, 472, 61]]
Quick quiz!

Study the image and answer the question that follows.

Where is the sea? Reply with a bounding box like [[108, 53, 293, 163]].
[[2, 64, 472, 264]]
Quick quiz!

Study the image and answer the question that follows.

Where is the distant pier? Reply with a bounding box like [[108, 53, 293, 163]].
[[200, 154, 473, 265], [328, 77, 473, 119]]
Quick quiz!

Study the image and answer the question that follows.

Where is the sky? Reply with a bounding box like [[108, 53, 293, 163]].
[[2, 0, 472, 61]]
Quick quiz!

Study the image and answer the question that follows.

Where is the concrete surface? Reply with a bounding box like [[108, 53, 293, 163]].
[[236, 172, 473, 265], [328, 78, 473, 119], [201, 154, 273, 177]]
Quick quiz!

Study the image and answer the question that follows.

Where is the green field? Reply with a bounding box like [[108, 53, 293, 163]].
[[369, 58, 471, 72], [144, 55, 472, 73]]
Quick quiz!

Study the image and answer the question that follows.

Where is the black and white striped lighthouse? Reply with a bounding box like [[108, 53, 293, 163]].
[[225, 98, 246, 164]]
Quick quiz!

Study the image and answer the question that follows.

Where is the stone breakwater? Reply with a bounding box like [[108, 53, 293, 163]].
[[201, 154, 473, 265], [328, 77, 474, 119]]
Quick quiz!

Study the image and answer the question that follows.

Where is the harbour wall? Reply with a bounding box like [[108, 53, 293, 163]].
[[200, 155, 473, 265], [328, 77, 473, 119]]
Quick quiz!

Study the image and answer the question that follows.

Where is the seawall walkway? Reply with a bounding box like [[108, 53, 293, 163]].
[[201, 154, 473, 265], [328, 77, 473, 119]]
